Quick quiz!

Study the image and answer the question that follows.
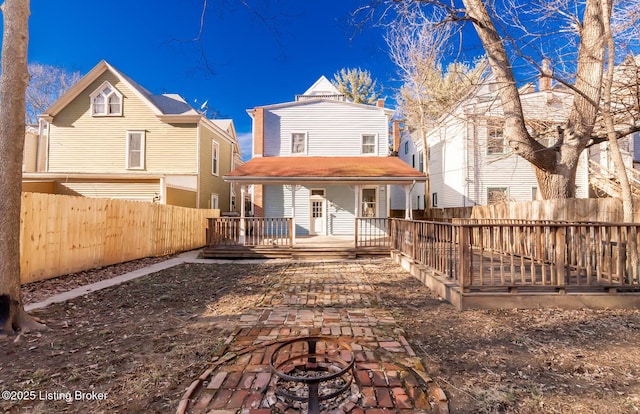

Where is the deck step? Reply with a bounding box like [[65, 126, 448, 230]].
[[202, 245, 389, 260]]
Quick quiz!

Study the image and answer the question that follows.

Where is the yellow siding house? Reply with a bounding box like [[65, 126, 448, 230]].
[[23, 60, 240, 211]]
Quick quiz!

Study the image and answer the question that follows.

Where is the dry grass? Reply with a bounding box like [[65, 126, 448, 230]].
[[1, 258, 639, 413]]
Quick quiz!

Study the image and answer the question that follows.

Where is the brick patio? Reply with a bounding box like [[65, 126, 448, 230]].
[[177, 261, 448, 414]]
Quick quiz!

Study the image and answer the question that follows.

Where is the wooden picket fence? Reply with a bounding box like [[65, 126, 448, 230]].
[[20, 192, 220, 284]]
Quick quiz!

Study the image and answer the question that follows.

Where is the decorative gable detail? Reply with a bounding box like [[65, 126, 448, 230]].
[[90, 81, 123, 116]]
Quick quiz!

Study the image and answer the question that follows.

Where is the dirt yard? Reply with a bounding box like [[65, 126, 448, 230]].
[[1, 256, 639, 413]]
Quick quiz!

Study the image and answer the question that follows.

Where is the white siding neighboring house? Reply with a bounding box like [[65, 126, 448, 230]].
[[225, 76, 425, 237], [393, 73, 589, 210], [587, 55, 640, 197]]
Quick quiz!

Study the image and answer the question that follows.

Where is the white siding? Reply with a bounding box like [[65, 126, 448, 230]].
[[392, 132, 423, 210], [327, 186, 356, 236], [263, 101, 389, 157], [264, 184, 387, 236], [422, 82, 589, 208], [429, 119, 469, 208]]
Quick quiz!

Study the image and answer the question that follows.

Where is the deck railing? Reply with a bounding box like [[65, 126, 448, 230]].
[[391, 218, 640, 290], [355, 217, 391, 248], [206, 217, 293, 247]]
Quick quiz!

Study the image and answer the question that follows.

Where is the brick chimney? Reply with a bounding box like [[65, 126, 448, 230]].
[[252, 107, 264, 157], [539, 58, 552, 91], [377, 98, 385, 108], [393, 120, 401, 153]]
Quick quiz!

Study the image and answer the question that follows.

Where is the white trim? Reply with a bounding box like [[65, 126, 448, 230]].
[[309, 187, 326, 236], [126, 130, 146, 170], [211, 193, 219, 209], [211, 140, 220, 176], [361, 133, 378, 155], [90, 81, 123, 117], [290, 131, 308, 155], [361, 186, 378, 217], [196, 123, 201, 208]]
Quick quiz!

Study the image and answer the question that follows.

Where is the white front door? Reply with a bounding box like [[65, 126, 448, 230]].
[[309, 189, 325, 235]]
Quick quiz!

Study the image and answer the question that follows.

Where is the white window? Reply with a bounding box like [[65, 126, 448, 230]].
[[291, 132, 307, 155], [487, 119, 506, 155], [487, 187, 509, 205], [126, 131, 145, 169], [418, 151, 424, 173], [361, 188, 377, 217], [212, 140, 220, 176], [211, 194, 219, 209], [90, 82, 122, 116], [361, 134, 377, 154], [404, 141, 409, 154]]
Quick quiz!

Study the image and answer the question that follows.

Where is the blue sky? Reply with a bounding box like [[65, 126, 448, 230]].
[[27, 0, 399, 159]]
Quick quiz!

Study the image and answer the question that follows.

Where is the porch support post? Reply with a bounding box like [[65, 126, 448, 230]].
[[240, 184, 246, 244], [290, 184, 296, 245], [405, 185, 413, 220], [354, 185, 360, 242]]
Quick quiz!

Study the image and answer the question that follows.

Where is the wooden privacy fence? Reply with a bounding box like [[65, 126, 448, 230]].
[[20, 192, 220, 284], [424, 198, 640, 222], [206, 217, 293, 247], [391, 218, 640, 291]]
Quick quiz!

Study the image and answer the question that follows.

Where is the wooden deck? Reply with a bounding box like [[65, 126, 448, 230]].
[[391, 218, 640, 310], [202, 235, 390, 260], [203, 217, 640, 309]]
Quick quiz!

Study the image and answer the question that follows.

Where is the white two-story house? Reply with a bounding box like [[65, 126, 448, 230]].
[[225, 76, 426, 237], [392, 73, 589, 210]]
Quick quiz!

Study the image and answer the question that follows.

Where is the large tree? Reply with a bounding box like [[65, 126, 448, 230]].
[[379, 0, 640, 209], [0, 0, 44, 334], [25, 63, 80, 125], [332, 67, 381, 104], [386, 10, 486, 208]]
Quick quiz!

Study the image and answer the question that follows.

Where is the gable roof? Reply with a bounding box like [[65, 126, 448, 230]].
[[224, 156, 426, 184], [302, 75, 341, 96], [40, 60, 199, 120]]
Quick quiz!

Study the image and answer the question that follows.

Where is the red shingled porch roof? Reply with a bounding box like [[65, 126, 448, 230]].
[[224, 156, 426, 184]]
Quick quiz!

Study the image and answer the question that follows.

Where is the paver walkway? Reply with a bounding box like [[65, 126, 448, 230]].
[[177, 261, 448, 414]]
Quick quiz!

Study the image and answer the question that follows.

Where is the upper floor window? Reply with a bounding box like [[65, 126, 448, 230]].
[[126, 130, 145, 169], [487, 187, 509, 205], [404, 141, 409, 154], [361, 134, 377, 154], [91, 82, 122, 116], [212, 140, 220, 176], [527, 120, 557, 147], [418, 151, 424, 172], [486, 119, 506, 155], [291, 132, 307, 155]]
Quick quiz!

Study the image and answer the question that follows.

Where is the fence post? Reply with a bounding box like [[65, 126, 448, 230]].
[[288, 218, 293, 247], [459, 225, 470, 289], [412, 221, 418, 260], [354, 218, 359, 248], [555, 226, 566, 287]]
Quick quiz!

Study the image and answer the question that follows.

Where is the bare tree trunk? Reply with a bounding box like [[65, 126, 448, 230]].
[[462, 0, 605, 199], [0, 0, 44, 334], [420, 126, 431, 210]]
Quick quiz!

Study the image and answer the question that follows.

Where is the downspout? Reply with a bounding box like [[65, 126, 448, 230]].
[[196, 121, 201, 208], [160, 177, 167, 204]]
